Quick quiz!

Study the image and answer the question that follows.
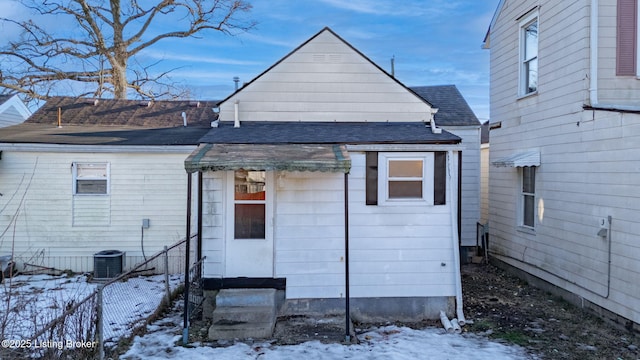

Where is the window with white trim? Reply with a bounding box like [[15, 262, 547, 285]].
[[73, 163, 109, 195], [520, 166, 536, 229], [378, 153, 434, 206], [366, 152, 447, 206], [520, 12, 538, 95]]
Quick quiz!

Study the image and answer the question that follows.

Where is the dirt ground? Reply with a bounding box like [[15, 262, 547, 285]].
[[190, 263, 640, 359], [462, 262, 640, 360]]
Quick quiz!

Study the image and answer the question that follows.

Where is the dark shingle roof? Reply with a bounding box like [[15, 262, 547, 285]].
[[27, 97, 217, 127], [410, 85, 480, 126], [200, 121, 460, 145], [0, 97, 218, 146]]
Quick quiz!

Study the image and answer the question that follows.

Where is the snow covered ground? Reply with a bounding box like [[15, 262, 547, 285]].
[[122, 310, 536, 359], [0, 273, 182, 346]]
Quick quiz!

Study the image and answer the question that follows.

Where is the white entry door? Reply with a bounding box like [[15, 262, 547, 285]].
[[225, 170, 274, 277]]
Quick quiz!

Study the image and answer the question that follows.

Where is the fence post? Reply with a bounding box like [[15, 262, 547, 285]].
[[164, 246, 170, 305], [97, 285, 104, 360]]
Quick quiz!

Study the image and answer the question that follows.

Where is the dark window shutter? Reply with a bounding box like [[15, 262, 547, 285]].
[[434, 152, 446, 205], [365, 152, 378, 205], [617, 0, 638, 76]]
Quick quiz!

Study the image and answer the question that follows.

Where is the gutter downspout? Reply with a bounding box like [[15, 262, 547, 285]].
[[344, 172, 351, 342], [429, 109, 442, 134], [449, 150, 466, 325], [183, 173, 192, 344], [590, 0, 599, 106]]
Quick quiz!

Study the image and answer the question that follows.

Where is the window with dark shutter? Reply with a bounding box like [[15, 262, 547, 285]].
[[617, 0, 638, 76], [365, 152, 378, 205], [434, 152, 447, 205]]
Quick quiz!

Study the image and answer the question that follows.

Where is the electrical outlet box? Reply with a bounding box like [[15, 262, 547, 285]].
[[142, 218, 150, 229]]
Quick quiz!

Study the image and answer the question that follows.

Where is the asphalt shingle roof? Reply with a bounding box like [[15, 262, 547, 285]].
[[410, 85, 480, 126], [200, 121, 461, 145], [0, 97, 218, 146]]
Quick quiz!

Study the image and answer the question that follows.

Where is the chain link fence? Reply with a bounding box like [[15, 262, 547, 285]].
[[0, 237, 192, 359]]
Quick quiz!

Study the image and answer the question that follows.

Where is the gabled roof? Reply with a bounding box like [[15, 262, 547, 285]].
[[218, 27, 434, 110], [0, 97, 218, 146], [482, 0, 506, 49], [410, 85, 480, 126], [0, 94, 32, 124]]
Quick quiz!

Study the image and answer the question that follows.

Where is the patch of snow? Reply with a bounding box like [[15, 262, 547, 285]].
[[122, 312, 535, 360]]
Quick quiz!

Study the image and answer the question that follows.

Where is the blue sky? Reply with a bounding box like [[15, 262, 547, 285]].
[[2, 0, 496, 121]]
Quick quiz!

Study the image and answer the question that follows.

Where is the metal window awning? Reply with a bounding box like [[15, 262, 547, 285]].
[[492, 150, 540, 167], [185, 143, 351, 173]]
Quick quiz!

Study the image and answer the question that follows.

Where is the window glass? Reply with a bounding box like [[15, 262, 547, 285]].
[[389, 181, 423, 198], [522, 17, 538, 94], [388, 159, 424, 199], [521, 166, 536, 228], [234, 170, 266, 239], [389, 160, 422, 177], [74, 163, 108, 195]]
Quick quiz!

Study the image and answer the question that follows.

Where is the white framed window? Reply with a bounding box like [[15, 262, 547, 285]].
[[616, 0, 640, 76], [519, 12, 538, 96], [73, 162, 109, 195], [519, 166, 536, 229], [378, 152, 434, 206]]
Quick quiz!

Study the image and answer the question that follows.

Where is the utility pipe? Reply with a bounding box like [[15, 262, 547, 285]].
[[439, 310, 454, 334], [451, 318, 462, 334], [449, 150, 466, 325], [589, 0, 599, 105]]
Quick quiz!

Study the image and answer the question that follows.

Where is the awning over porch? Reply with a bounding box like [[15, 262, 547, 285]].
[[491, 150, 540, 167], [184, 143, 351, 173]]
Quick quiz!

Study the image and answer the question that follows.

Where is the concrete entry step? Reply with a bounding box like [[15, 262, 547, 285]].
[[209, 289, 278, 340], [215, 288, 277, 307]]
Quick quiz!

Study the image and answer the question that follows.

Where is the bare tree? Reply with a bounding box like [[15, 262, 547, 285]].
[[0, 0, 255, 103]]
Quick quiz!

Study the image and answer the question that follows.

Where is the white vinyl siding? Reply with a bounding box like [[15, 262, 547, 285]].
[[489, 0, 640, 325], [218, 31, 433, 123], [0, 150, 195, 272], [201, 152, 458, 299]]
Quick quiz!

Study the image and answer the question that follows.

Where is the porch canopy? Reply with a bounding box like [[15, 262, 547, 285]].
[[185, 143, 351, 173]]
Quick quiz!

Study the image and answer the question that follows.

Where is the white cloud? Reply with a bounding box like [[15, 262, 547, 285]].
[[141, 49, 262, 66]]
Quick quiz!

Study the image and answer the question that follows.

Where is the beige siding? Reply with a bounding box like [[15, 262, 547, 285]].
[[0, 150, 194, 272], [489, 0, 640, 324], [219, 31, 433, 123]]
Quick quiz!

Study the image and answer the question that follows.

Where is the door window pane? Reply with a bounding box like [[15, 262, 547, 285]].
[[234, 204, 265, 239]]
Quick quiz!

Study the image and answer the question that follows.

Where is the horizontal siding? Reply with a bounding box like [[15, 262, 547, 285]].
[[489, 0, 640, 324], [218, 30, 433, 123], [442, 127, 481, 246], [597, 0, 640, 106], [0, 151, 195, 272]]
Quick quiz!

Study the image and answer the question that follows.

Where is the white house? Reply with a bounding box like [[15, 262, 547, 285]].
[[0, 97, 215, 274], [411, 85, 482, 255], [185, 27, 472, 324], [0, 94, 31, 127], [484, 0, 640, 330]]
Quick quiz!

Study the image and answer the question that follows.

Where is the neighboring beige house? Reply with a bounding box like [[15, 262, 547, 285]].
[[0, 94, 31, 127], [484, 0, 640, 329], [0, 97, 215, 273], [186, 27, 473, 323]]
